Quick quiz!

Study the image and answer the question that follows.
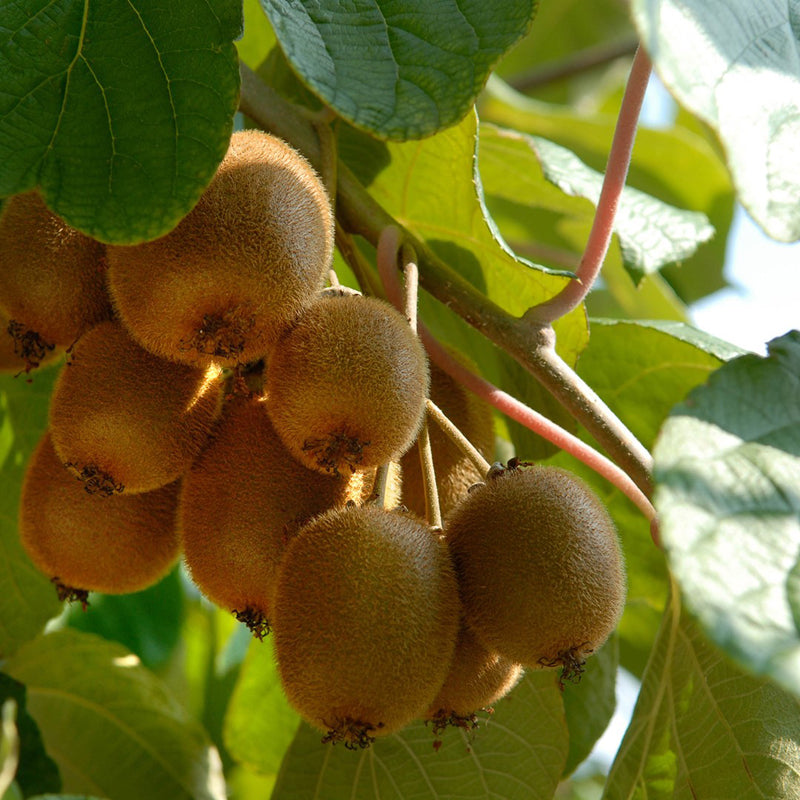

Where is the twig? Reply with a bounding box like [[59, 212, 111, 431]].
[[427, 399, 491, 478]]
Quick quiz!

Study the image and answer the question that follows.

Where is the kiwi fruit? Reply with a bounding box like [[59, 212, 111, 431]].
[[265, 293, 429, 476], [0, 191, 111, 371], [20, 432, 181, 599], [179, 393, 365, 637], [445, 462, 625, 678], [401, 357, 495, 520], [426, 621, 523, 732], [106, 129, 334, 368], [49, 320, 224, 495], [272, 504, 460, 748]]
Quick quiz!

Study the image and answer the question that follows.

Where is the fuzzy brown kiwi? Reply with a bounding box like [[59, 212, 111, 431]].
[[20, 432, 181, 599], [401, 357, 495, 520], [49, 320, 224, 495], [265, 294, 429, 476], [106, 130, 333, 369], [179, 394, 366, 638], [426, 621, 523, 733], [0, 191, 111, 371], [272, 504, 460, 748], [445, 463, 625, 679]]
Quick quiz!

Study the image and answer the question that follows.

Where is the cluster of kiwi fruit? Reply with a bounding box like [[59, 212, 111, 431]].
[[2, 128, 626, 749]]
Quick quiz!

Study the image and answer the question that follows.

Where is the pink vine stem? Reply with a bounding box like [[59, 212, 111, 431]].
[[526, 45, 653, 324], [377, 227, 658, 531]]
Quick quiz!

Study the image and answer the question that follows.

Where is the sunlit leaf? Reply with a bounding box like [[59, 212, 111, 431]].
[[654, 330, 800, 695], [631, 0, 800, 242], [261, 0, 535, 140], [0, 0, 242, 243], [604, 587, 800, 798], [6, 630, 226, 800]]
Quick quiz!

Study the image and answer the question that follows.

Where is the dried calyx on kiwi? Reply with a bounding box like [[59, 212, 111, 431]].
[[106, 129, 334, 369], [445, 460, 626, 683], [265, 293, 429, 476]]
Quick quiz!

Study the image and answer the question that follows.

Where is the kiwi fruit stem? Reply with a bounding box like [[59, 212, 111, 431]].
[[415, 418, 442, 529], [426, 398, 492, 478]]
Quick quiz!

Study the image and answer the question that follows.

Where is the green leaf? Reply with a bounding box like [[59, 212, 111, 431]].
[[481, 78, 736, 304], [653, 330, 800, 696], [5, 629, 226, 800], [223, 638, 300, 779], [0, 675, 60, 797], [604, 588, 800, 799], [271, 671, 567, 800], [562, 635, 618, 777], [0, 0, 242, 243], [579, 320, 744, 451], [66, 567, 184, 670], [0, 366, 62, 658], [261, 0, 536, 140], [631, 0, 800, 242]]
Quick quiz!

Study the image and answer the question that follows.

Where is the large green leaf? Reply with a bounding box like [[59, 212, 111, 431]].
[[0, 366, 62, 658], [480, 78, 735, 304], [653, 330, 800, 696], [271, 671, 567, 800], [631, 0, 800, 242], [604, 587, 800, 799], [5, 630, 226, 800], [261, 0, 536, 140], [0, 0, 242, 243]]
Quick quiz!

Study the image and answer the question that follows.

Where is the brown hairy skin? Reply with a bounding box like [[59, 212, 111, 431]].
[[445, 464, 626, 673], [426, 621, 523, 730], [272, 505, 460, 747], [20, 433, 181, 596], [0, 191, 111, 370], [401, 357, 495, 520], [106, 130, 333, 368], [180, 394, 365, 636], [265, 294, 429, 476], [49, 320, 224, 495]]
